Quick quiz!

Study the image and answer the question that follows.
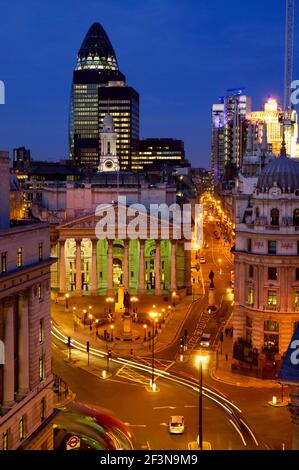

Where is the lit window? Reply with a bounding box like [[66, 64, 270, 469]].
[[39, 356, 45, 382], [38, 284, 43, 301], [267, 290, 277, 307], [3, 430, 8, 450], [248, 287, 254, 305], [1, 252, 7, 274], [17, 248, 23, 268], [295, 292, 299, 310], [39, 319, 44, 343], [19, 416, 25, 441]]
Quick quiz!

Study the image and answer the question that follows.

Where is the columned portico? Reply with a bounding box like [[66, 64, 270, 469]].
[[75, 239, 82, 294], [3, 298, 15, 409], [18, 291, 30, 398], [59, 240, 66, 293], [107, 239, 114, 295], [155, 241, 162, 296], [139, 239, 145, 293], [91, 239, 98, 294]]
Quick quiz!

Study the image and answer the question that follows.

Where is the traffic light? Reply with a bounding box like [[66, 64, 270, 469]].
[[86, 341, 90, 353], [68, 336, 71, 347], [108, 350, 112, 360], [180, 337, 184, 348]]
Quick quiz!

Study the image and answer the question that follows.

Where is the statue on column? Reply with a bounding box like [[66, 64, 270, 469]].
[[209, 270, 215, 289]]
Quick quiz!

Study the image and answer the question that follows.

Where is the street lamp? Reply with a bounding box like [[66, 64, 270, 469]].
[[65, 293, 69, 312], [143, 324, 147, 341], [172, 291, 176, 307], [195, 354, 210, 450], [218, 258, 222, 275], [149, 311, 158, 391], [130, 296, 139, 314], [106, 297, 114, 314], [110, 324, 114, 342]]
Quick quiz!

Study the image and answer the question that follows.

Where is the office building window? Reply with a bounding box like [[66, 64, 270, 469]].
[[3, 430, 8, 450], [295, 292, 299, 310], [17, 248, 23, 268], [39, 319, 45, 343], [268, 267, 278, 281], [38, 243, 43, 261], [39, 356, 45, 382], [38, 284, 43, 300], [1, 252, 7, 273], [19, 416, 25, 441], [268, 241, 277, 255]]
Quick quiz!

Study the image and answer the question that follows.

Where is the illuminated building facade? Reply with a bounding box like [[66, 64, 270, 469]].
[[136, 139, 185, 172], [250, 97, 298, 158], [69, 22, 139, 170], [211, 89, 251, 188]]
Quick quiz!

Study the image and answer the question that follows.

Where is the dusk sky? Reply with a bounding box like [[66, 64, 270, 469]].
[[0, 0, 298, 168]]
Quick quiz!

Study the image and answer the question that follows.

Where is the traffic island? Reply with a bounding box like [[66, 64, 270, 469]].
[[188, 441, 212, 450]]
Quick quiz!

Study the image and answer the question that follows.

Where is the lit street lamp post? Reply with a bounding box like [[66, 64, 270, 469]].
[[149, 312, 158, 391], [195, 354, 209, 450], [65, 293, 69, 312], [110, 324, 114, 342], [143, 324, 147, 341]]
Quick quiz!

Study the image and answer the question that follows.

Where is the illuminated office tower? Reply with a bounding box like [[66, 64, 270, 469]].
[[251, 97, 298, 158], [136, 138, 185, 171], [211, 89, 251, 187], [69, 22, 139, 170]]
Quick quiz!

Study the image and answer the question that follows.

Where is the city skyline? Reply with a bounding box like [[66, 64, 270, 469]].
[[0, 0, 297, 168]]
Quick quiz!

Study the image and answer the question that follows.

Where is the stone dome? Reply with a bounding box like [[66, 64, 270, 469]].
[[256, 156, 299, 193]]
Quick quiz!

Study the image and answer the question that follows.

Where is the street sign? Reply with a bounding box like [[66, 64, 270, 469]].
[[66, 435, 80, 450]]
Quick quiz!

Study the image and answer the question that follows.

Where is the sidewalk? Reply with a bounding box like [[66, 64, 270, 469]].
[[210, 332, 282, 389], [51, 293, 194, 357]]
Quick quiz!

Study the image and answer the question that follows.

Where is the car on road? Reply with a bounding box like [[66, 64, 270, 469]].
[[169, 416, 185, 435], [200, 256, 206, 264], [200, 333, 211, 347]]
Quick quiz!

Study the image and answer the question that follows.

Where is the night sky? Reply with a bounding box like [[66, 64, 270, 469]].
[[0, 0, 298, 168]]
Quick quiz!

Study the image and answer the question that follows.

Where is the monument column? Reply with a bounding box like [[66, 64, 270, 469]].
[[155, 240, 162, 296], [59, 239, 66, 293], [138, 239, 145, 293], [75, 239, 82, 294], [107, 239, 114, 295], [91, 239, 98, 294], [3, 298, 15, 409], [18, 291, 30, 398]]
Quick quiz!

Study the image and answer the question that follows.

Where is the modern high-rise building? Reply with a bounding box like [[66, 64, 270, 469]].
[[136, 138, 185, 171], [69, 22, 139, 170], [250, 97, 298, 158], [211, 89, 251, 188]]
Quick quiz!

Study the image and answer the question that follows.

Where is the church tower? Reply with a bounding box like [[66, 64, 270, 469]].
[[98, 113, 120, 172]]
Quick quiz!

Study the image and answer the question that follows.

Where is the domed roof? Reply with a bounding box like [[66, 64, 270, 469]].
[[76, 22, 119, 71], [102, 113, 114, 131], [256, 155, 299, 193]]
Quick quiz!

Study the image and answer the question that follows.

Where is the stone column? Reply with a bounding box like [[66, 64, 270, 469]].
[[3, 298, 14, 409], [59, 240, 66, 293], [75, 239, 82, 294], [138, 239, 145, 293], [184, 244, 192, 295], [170, 241, 177, 293], [155, 240, 161, 295], [124, 240, 129, 291], [107, 239, 114, 295], [91, 239, 98, 295], [289, 385, 299, 450], [18, 292, 29, 398]]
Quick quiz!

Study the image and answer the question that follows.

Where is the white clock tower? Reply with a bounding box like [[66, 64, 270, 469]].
[[98, 113, 120, 172]]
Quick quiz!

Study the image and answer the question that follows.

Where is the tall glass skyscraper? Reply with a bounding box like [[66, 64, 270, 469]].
[[69, 22, 139, 170]]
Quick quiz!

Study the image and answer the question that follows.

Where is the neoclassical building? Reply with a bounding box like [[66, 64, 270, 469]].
[[233, 147, 299, 374]]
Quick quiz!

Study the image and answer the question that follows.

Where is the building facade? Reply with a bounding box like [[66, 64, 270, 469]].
[[69, 22, 139, 170], [136, 139, 185, 172], [0, 152, 54, 450], [233, 150, 299, 377]]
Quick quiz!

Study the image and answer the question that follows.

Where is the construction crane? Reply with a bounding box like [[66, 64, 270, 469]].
[[284, 0, 295, 113]]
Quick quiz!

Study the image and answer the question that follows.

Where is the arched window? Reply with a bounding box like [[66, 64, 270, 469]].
[[293, 209, 299, 227], [270, 208, 279, 226], [255, 207, 260, 219]]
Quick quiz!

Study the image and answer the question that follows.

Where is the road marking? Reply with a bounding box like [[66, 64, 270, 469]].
[[124, 423, 147, 428], [229, 419, 247, 447], [153, 406, 176, 410], [239, 418, 259, 446], [160, 423, 168, 427], [184, 405, 198, 408]]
